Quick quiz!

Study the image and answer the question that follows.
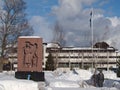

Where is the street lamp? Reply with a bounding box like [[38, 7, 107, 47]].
[[107, 49, 109, 71], [116, 51, 119, 69]]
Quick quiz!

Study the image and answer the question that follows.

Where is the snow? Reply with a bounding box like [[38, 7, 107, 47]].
[[103, 70, 117, 79], [52, 69, 92, 81], [0, 69, 120, 90], [0, 71, 38, 90], [45, 69, 120, 90], [19, 36, 41, 38]]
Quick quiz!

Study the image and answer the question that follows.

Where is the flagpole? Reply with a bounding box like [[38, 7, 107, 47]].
[[90, 8, 94, 70]]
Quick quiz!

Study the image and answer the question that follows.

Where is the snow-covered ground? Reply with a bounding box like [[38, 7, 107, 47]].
[[0, 69, 120, 90]]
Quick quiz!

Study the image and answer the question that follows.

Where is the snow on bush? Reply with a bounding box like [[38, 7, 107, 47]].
[[49, 81, 80, 88], [103, 70, 117, 79]]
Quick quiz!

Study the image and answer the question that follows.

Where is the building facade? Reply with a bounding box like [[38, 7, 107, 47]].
[[44, 42, 120, 70]]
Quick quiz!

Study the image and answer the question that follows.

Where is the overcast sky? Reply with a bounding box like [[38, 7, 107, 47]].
[[1, 0, 120, 50]]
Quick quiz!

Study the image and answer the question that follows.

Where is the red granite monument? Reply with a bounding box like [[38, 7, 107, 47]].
[[15, 36, 44, 81]]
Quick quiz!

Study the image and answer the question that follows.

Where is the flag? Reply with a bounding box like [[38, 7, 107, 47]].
[[90, 18, 91, 28], [90, 11, 92, 16], [90, 11, 92, 28]]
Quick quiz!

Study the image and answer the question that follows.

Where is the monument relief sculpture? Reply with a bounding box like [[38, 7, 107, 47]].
[[15, 36, 44, 81], [23, 41, 38, 68]]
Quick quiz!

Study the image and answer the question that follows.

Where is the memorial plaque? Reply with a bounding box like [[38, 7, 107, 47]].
[[17, 36, 43, 72]]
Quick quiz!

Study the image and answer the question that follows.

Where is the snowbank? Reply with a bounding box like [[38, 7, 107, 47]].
[[103, 70, 117, 79], [53, 69, 92, 81], [0, 72, 39, 90], [0, 80, 38, 90], [55, 71, 82, 81], [45, 69, 120, 90], [49, 81, 80, 88], [74, 69, 92, 80], [0, 69, 120, 90]]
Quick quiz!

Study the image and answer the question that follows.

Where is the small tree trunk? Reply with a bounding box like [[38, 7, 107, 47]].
[[0, 58, 4, 72]]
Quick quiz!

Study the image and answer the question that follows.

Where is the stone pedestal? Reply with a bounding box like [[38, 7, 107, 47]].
[[15, 36, 44, 81], [15, 71, 44, 81]]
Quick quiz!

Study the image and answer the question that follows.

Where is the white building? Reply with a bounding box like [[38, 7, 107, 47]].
[[44, 42, 120, 70]]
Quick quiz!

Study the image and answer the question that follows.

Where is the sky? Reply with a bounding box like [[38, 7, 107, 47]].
[[1, 0, 120, 50], [24, 0, 120, 50]]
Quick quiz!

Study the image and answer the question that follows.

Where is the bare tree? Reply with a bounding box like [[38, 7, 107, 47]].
[[0, 0, 33, 58], [0, 0, 33, 71], [52, 21, 66, 47]]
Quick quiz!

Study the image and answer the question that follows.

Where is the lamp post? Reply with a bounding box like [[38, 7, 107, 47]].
[[81, 51, 84, 69], [69, 52, 71, 69], [116, 51, 118, 69], [107, 49, 109, 71]]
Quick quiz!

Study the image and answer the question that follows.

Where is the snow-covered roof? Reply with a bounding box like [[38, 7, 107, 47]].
[[46, 43, 60, 48], [19, 36, 41, 38], [62, 47, 115, 51]]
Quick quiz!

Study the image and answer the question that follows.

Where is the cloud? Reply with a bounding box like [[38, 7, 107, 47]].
[[105, 17, 120, 50], [50, 0, 120, 50], [52, 0, 95, 20], [98, 0, 109, 6], [52, 0, 81, 20], [29, 0, 120, 50], [51, 0, 109, 47], [108, 16, 120, 27], [29, 16, 53, 42]]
